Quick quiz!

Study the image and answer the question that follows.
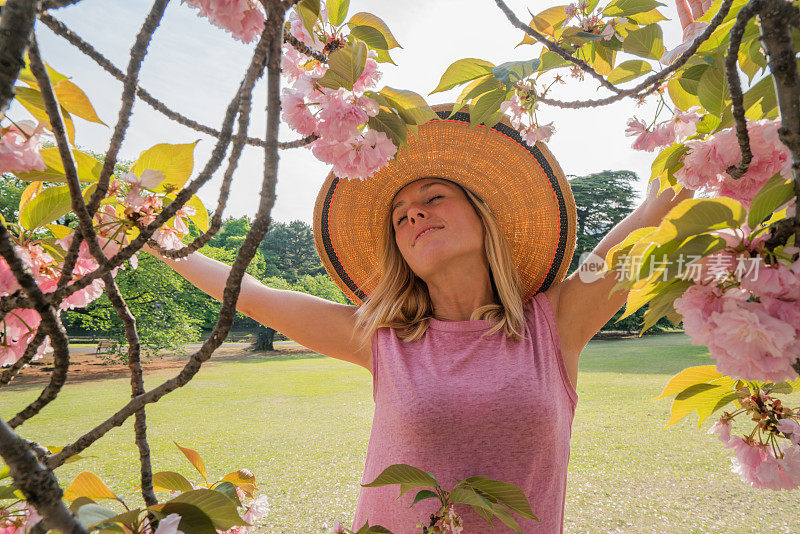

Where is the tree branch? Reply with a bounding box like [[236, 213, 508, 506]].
[[0, 0, 40, 115]]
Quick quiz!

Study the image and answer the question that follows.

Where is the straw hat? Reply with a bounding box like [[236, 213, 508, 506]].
[[312, 102, 577, 306]]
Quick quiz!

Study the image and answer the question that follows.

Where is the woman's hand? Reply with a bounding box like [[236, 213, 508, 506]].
[[676, 0, 712, 34]]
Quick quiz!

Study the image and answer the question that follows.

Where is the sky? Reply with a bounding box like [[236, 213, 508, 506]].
[[16, 0, 687, 226]]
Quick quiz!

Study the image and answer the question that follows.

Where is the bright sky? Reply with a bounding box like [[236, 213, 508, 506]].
[[19, 0, 686, 226]]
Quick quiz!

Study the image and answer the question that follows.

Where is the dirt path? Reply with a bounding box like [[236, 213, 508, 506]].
[[4, 341, 317, 389]]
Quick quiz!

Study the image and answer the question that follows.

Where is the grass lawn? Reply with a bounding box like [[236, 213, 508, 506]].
[[2, 332, 799, 533]]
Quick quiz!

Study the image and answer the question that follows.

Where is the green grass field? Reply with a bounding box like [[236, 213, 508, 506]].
[[3, 333, 799, 533]]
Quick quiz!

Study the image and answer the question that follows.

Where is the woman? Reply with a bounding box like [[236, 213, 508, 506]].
[[145, 101, 691, 532], [144, 4, 705, 531]]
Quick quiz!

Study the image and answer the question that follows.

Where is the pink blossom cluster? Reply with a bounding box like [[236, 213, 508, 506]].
[[0, 120, 46, 174], [0, 503, 42, 534], [181, 0, 265, 43], [0, 237, 106, 367], [625, 105, 702, 152], [110, 171, 196, 251], [499, 90, 556, 146], [674, 118, 793, 208], [280, 11, 398, 181], [674, 270, 800, 383], [708, 411, 800, 490]]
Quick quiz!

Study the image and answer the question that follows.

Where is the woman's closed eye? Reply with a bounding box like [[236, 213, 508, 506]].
[[396, 196, 442, 225]]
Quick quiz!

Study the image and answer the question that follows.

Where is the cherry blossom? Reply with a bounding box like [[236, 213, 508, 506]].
[[675, 118, 792, 207], [0, 120, 46, 173], [181, 0, 265, 43]]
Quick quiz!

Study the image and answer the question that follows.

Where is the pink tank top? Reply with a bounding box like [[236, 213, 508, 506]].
[[351, 291, 579, 533]]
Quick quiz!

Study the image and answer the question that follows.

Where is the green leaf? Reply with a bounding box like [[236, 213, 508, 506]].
[[463, 476, 536, 519], [747, 173, 794, 228], [326, 0, 349, 26], [411, 489, 438, 506], [641, 279, 693, 330], [349, 25, 389, 49], [19, 183, 94, 231], [537, 50, 571, 72], [367, 108, 408, 150], [603, 0, 667, 16], [211, 481, 242, 507], [151, 471, 194, 493], [378, 87, 437, 125], [150, 502, 216, 534], [450, 486, 495, 511], [295, 0, 320, 38], [469, 87, 509, 128], [607, 60, 652, 84], [347, 12, 401, 49], [75, 503, 120, 529], [361, 464, 437, 498], [430, 58, 495, 95], [664, 197, 746, 241], [488, 501, 522, 532], [316, 39, 368, 91], [621, 23, 665, 60], [15, 146, 103, 183], [130, 142, 198, 194], [698, 60, 729, 116], [492, 59, 540, 88], [0, 485, 20, 499], [373, 47, 397, 65], [161, 489, 248, 531]]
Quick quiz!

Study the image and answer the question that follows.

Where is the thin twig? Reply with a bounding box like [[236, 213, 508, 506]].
[[100, 272, 157, 506], [723, 0, 761, 179], [498, 0, 736, 109], [45, 8, 284, 469], [37, 13, 318, 150]]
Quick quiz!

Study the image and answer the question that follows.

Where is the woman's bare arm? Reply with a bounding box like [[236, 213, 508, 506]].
[[142, 243, 372, 371]]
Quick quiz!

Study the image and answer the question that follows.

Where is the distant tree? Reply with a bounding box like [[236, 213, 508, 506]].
[[259, 220, 325, 283], [567, 170, 639, 275], [566, 170, 676, 335], [0, 174, 26, 222]]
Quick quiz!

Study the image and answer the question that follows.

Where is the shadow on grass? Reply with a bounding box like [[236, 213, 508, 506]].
[[232, 351, 328, 364]]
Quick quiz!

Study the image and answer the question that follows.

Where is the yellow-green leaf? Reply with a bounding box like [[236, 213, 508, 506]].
[[186, 194, 209, 233], [174, 442, 208, 483], [621, 23, 665, 60], [652, 365, 724, 401], [315, 39, 368, 91], [15, 147, 103, 183], [663, 197, 746, 241], [14, 86, 76, 144], [53, 80, 105, 125], [347, 12, 401, 49], [131, 142, 198, 194], [378, 87, 437, 126], [326, 0, 349, 26], [430, 58, 495, 95], [63, 472, 117, 501], [607, 59, 652, 84]]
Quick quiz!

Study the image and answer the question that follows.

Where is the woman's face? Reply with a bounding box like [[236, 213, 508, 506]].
[[390, 177, 486, 279]]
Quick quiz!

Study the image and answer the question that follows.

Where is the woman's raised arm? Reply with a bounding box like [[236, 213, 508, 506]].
[[142, 243, 373, 372]]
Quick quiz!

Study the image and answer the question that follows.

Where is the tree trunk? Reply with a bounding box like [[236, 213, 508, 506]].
[[253, 325, 276, 351]]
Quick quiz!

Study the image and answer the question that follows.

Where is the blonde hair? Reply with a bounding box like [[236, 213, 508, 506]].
[[351, 177, 529, 353]]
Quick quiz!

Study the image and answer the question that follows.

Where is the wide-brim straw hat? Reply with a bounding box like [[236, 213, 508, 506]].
[[312, 102, 577, 306]]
